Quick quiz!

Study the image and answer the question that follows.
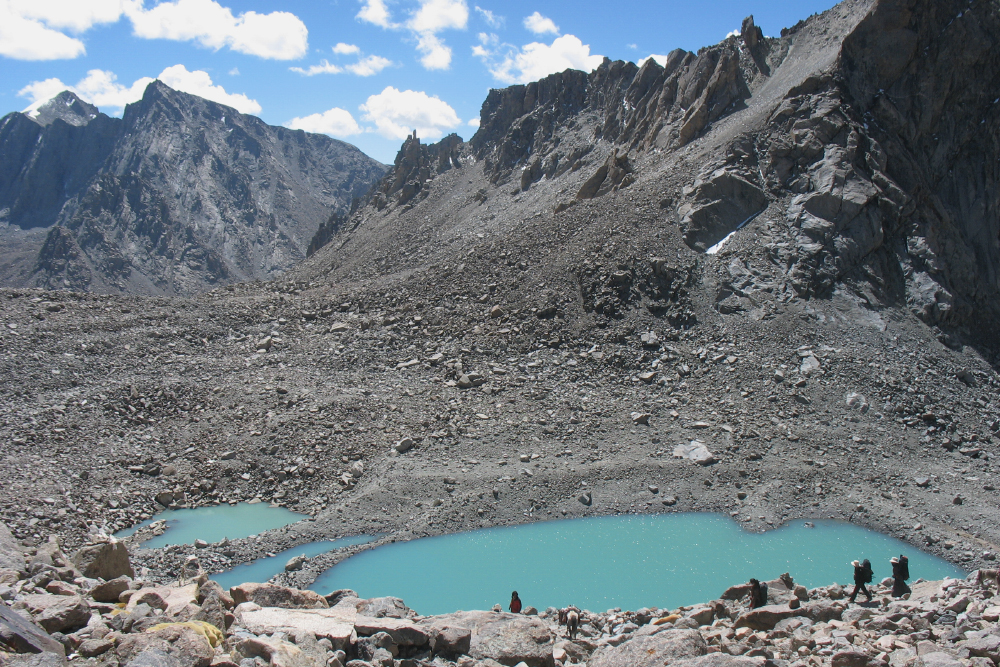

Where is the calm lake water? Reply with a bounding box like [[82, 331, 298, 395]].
[[310, 514, 966, 615], [115, 502, 306, 548], [212, 535, 376, 590]]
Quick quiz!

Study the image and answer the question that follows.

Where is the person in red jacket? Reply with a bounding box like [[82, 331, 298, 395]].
[[509, 591, 522, 613]]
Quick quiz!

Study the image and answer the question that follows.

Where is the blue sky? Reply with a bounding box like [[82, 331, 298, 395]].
[[1, 0, 839, 164]]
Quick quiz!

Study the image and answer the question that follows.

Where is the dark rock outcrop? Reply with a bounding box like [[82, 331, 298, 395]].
[[0, 83, 386, 295]]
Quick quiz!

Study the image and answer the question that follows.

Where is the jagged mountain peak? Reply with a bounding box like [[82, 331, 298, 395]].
[[0, 81, 387, 296], [24, 90, 100, 128]]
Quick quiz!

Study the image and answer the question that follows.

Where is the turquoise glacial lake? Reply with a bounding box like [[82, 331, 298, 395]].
[[311, 514, 966, 616], [115, 503, 307, 548]]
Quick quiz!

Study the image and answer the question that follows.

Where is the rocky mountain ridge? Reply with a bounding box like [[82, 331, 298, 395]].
[[0, 83, 386, 295]]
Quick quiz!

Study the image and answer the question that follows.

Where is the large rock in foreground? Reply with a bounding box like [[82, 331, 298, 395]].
[[234, 603, 356, 650], [419, 611, 554, 667], [71, 538, 134, 580], [589, 628, 707, 667], [0, 521, 25, 574], [230, 583, 328, 609]]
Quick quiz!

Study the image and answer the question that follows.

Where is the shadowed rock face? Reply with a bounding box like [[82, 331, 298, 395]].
[[327, 0, 1000, 346], [0, 83, 386, 295]]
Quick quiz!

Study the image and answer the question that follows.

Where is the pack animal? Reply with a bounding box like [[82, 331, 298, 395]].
[[558, 607, 580, 640], [975, 568, 999, 594]]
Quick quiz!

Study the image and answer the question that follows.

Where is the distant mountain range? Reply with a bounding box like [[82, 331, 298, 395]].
[[0, 83, 386, 295]]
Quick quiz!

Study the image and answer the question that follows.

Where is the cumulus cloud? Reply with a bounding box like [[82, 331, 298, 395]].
[[332, 42, 360, 55], [407, 0, 468, 70], [290, 60, 343, 76], [356, 0, 396, 28], [360, 86, 460, 141], [346, 54, 393, 76], [474, 6, 501, 28], [291, 50, 393, 77], [414, 32, 451, 70], [355, 0, 469, 71], [474, 33, 603, 84], [158, 64, 262, 112], [1, 0, 308, 61], [0, 6, 87, 60], [124, 0, 309, 60], [286, 107, 362, 137], [638, 54, 669, 67], [409, 0, 467, 33], [523, 11, 558, 36], [467, 117, 480, 128], [18, 64, 261, 115], [9, 0, 124, 33]]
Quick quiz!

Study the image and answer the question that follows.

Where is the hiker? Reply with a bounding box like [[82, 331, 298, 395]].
[[891, 555, 911, 597], [748, 578, 768, 609], [849, 558, 874, 603], [509, 591, 522, 614]]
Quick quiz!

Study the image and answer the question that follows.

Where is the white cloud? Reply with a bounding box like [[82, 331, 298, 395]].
[[124, 0, 308, 60], [286, 108, 362, 137], [228, 67, 240, 75], [346, 54, 393, 76], [18, 64, 261, 115], [474, 6, 501, 28], [290, 59, 343, 76], [355, 0, 467, 72], [409, 0, 467, 33], [467, 117, 480, 128], [1, 0, 307, 62], [360, 86, 460, 141], [332, 42, 360, 55], [638, 54, 669, 67], [158, 64, 261, 113], [414, 31, 451, 70], [0, 4, 87, 60], [476, 33, 603, 84], [356, 0, 396, 28], [19, 70, 152, 113], [291, 53, 392, 77], [406, 0, 468, 70], [8, 0, 124, 33], [523, 11, 558, 36], [726, 29, 740, 38]]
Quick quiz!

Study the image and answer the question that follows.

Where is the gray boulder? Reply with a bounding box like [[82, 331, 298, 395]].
[[356, 596, 412, 619], [116, 624, 214, 667], [0, 520, 25, 573], [673, 440, 716, 465], [230, 583, 329, 609], [71, 539, 134, 580], [419, 610, 553, 667], [122, 649, 185, 667], [18, 594, 91, 633], [589, 628, 706, 667], [90, 575, 132, 603]]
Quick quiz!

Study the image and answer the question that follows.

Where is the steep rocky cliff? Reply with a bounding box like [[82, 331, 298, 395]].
[[307, 0, 1000, 352], [0, 83, 386, 295]]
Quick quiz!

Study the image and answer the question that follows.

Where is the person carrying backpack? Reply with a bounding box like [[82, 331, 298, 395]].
[[747, 578, 768, 609], [849, 559, 873, 603], [891, 555, 911, 597]]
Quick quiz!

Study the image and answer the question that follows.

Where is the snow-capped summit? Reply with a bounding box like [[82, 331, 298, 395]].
[[23, 90, 100, 127]]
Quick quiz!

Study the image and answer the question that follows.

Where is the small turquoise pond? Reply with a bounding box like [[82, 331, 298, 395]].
[[115, 503, 307, 548], [212, 536, 376, 591], [311, 514, 966, 615]]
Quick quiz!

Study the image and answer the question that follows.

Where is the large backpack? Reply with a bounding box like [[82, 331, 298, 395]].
[[862, 559, 873, 583], [899, 556, 909, 581]]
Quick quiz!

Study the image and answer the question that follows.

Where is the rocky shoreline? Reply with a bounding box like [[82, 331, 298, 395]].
[[2, 524, 999, 667]]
